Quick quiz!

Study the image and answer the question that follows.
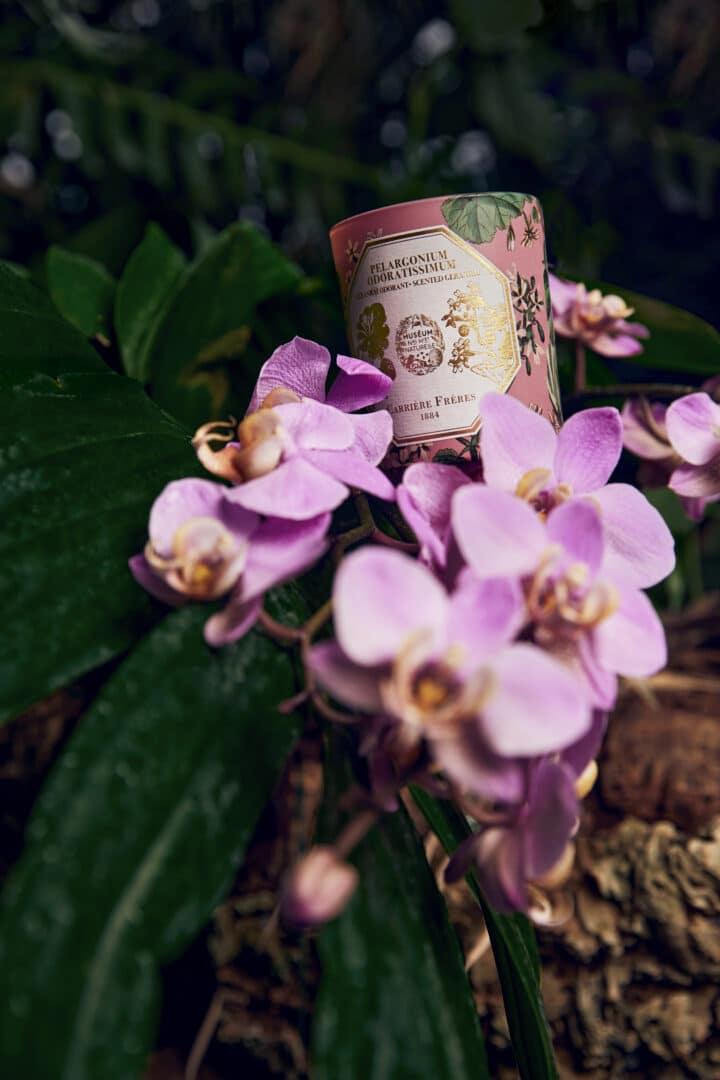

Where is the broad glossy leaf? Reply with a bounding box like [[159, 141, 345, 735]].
[[146, 222, 303, 428], [46, 246, 117, 339], [313, 740, 490, 1080], [0, 370, 198, 722], [586, 279, 720, 375], [412, 787, 557, 1080], [0, 602, 303, 1080], [442, 192, 530, 244], [0, 262, 101, 387], [115, 223, 187, 382]]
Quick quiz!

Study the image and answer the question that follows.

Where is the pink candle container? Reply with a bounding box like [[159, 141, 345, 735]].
[[330, 193, 561, 472]]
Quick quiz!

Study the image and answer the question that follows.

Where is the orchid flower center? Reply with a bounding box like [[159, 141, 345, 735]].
[[192, 407, 286, 484], [381, 631, 493, 737], [515, 468, 573, 518], [526, 547, 619, 637], [145, 516, 247, 599]]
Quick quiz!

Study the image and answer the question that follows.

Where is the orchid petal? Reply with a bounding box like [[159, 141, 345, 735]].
[[479, 392, 556, 490], [128, 554, 185, 606], [592, 484, 675, 588], [274, 399, 355, 451], [621, 400, 672, 461], [226, 457, 349, 519], [554, 407, 622, 492], [590, 332, 645, 357], [452, 486, 546, 578], [346, 410, 394, 465], [575, 637, 618, 710], [476, 827, 526, 913], [669, 458, 720, 499], [242, 513, 330, 601], [592, 589, 667, 678], [309, 641, 384, 712], [303, 448, 395, 502], [397, 462, 471, 568], [333, 547, 448, 665], [548, 273, 580, 315], [523, 760, 578, 880], [546, 499, 604, 574], [248, 337, 331, 412], [148, 478, 230, 556], [447, 576, 524, 659], [561, 710, 607, 779], [666, 393, 720, 465], [433, 726, 525, 804], [326, 353, 393, 411], [203, 596, 262, 647], [482, 644, 591, 757]]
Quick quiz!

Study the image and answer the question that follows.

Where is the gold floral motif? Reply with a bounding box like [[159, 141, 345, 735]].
[[442, 283, 515, 385]]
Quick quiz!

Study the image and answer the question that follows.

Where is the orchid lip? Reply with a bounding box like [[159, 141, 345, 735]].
[[379, 629, 495, 737], [145, 516, 247, 600]]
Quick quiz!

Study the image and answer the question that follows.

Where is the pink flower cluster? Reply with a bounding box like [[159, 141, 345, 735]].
[[309, 394, 674, 915], [549, 273, 649, 357], [622, 381, 720, 520], [131, 337, 675, 922], [130, 337, 395, 644]]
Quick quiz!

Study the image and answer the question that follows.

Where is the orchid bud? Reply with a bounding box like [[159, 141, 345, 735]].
[[281, 846, 358, 928]]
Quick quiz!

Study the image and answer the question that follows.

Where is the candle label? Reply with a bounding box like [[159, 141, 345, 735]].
[[346, 227, 521, 446]]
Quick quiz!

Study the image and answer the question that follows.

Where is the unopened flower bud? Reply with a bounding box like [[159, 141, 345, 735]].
[[281, 846, 358, 928], [575, 759, 598, 800]]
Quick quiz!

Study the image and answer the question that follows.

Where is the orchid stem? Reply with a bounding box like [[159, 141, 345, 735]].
[[333, 807, 380, 859], [258, 609, 303, 644], [574, 341, 586, 393], [565, 382, 696, 407]]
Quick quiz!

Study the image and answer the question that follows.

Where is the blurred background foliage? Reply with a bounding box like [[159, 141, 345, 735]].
[[0, 0, 718, 331]]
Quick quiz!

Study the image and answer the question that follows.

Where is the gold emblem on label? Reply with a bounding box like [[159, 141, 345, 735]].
[[395, 314, 444, 376], [442, 283, 515, 385]]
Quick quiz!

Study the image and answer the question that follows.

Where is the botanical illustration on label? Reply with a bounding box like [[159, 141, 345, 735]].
[[347, 227, 521, 446]]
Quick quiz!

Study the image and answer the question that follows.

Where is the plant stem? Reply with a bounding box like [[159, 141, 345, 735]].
[[574, 341, 586, 393], [565, 382, 696, 407]]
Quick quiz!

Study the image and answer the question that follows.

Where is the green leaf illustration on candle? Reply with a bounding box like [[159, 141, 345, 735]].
[[441, 192, 530, 244]]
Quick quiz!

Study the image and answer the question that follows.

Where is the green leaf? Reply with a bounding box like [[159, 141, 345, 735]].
[[0, 262, 102, 388], [585, 279, 720, 375], [451, 0, 544, 50], [0, 602, 303, 1080], [114, 223, 188, 381], [412, 787, 557, 1080], [0, 370, 198, 722], [442, 192, 529, 244], [46, 246, 117, 339], [313, 738, 490, 1080], [146, 221, 303, 428]]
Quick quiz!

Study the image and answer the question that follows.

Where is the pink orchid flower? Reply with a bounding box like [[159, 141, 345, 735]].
[[452, 488, 668, 709], [129, 478, 330, 645], [549, 273, 649, 357], [193, 337, 395, 520], [478, 393, 675, 589], [666, 392, 720, 513], [621, 397, 707, 521], [445, 757, 579, 914], [396, 461, 471, 576], [309, 548, 592, 807]]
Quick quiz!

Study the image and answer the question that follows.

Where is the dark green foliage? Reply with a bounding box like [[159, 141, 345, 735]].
[[412, 787, 558, 1080], [313, 739, 490, 1079], [46, 247, 117, 338], [0, 603, 303, 1080]]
